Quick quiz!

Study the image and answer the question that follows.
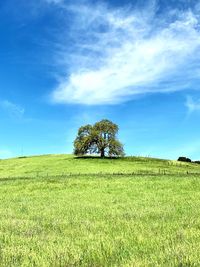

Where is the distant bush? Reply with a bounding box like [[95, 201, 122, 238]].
[[177, 157, 192, 163], [193, 161, 200, 164]]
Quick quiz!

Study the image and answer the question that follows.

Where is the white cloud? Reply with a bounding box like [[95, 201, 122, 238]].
[[185, 96, 200, 113], [0, 100, 25, 118], [50, 2, 200, 105]]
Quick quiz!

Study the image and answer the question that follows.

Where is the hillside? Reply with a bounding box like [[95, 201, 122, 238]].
[[0, 154, 200, 178], [1, 154, 200, 266]]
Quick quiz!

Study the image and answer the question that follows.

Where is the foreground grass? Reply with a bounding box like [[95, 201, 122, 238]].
[[0, 175, 200, 266], [0, 154, 200, 178]]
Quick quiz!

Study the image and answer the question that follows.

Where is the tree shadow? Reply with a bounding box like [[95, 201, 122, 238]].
[[74, 156, 121, 160]]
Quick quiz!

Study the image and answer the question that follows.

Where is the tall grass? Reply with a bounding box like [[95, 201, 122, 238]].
[[0, 175, 200, 266]]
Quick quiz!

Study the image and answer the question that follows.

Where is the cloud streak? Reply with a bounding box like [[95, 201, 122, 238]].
[[0, 100, 25, 118], [185, 96, 200, 113], [45, 0, 63, 4], [50, 1, 200, 105]]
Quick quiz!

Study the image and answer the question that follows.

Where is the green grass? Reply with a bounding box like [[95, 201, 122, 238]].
[[0, 155, 200, 266], [0, 154, 200, 178]]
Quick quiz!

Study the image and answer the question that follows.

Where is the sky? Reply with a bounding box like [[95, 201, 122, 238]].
[[1, 0, 200, 159]]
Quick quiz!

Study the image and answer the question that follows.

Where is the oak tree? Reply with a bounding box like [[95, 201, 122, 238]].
[[74, 119, 124, 158]]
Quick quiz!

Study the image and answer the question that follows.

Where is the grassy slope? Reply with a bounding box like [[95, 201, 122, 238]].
[[1, 155, 200, 266], [0, 154, 200, 178]]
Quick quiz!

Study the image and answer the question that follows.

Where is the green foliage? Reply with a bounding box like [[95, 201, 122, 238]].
[[74, 125, 94, 155], [178, 156, 192, 162], [74, 119, 124, 157]]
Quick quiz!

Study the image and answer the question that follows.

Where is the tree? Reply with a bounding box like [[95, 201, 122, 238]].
[[177, 156, 191, 163], [74, 119, 125, 158]]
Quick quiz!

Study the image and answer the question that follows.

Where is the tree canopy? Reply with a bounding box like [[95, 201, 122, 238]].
[[74, 119, 124, 158]]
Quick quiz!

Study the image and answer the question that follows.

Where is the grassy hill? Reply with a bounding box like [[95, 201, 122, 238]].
[[0, 154, 200, 178], [0, 154, 200, 266]]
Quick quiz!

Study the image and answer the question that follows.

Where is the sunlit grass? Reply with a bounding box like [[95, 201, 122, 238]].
[[0, 155, 200, 266], [0, 154, 200, 178], [0, 175, 200, 266]]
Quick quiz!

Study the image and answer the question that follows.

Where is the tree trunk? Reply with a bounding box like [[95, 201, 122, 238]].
[[100, 149, 105, 158]]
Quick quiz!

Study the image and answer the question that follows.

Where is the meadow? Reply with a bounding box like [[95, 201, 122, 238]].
[[0, 155, 200, 266], [1, 154, 200, 178]]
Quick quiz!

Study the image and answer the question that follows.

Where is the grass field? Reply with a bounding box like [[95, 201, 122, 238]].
[[1, 154, 200, 178], [0, 155, 200, 266]]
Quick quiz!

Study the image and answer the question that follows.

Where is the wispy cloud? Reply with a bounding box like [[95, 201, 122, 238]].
[[185, 95, 200, 113], [44, 0, 63, 4], [0, 100, 25, 118], [49, 1, 200, 105]]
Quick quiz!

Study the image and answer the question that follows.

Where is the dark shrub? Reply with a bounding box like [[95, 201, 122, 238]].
[[178, 157, 191, 163], [193, 161, 200, 164]]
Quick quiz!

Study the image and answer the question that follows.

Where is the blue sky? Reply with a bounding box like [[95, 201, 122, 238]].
[[1, 0, 200, 159]]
